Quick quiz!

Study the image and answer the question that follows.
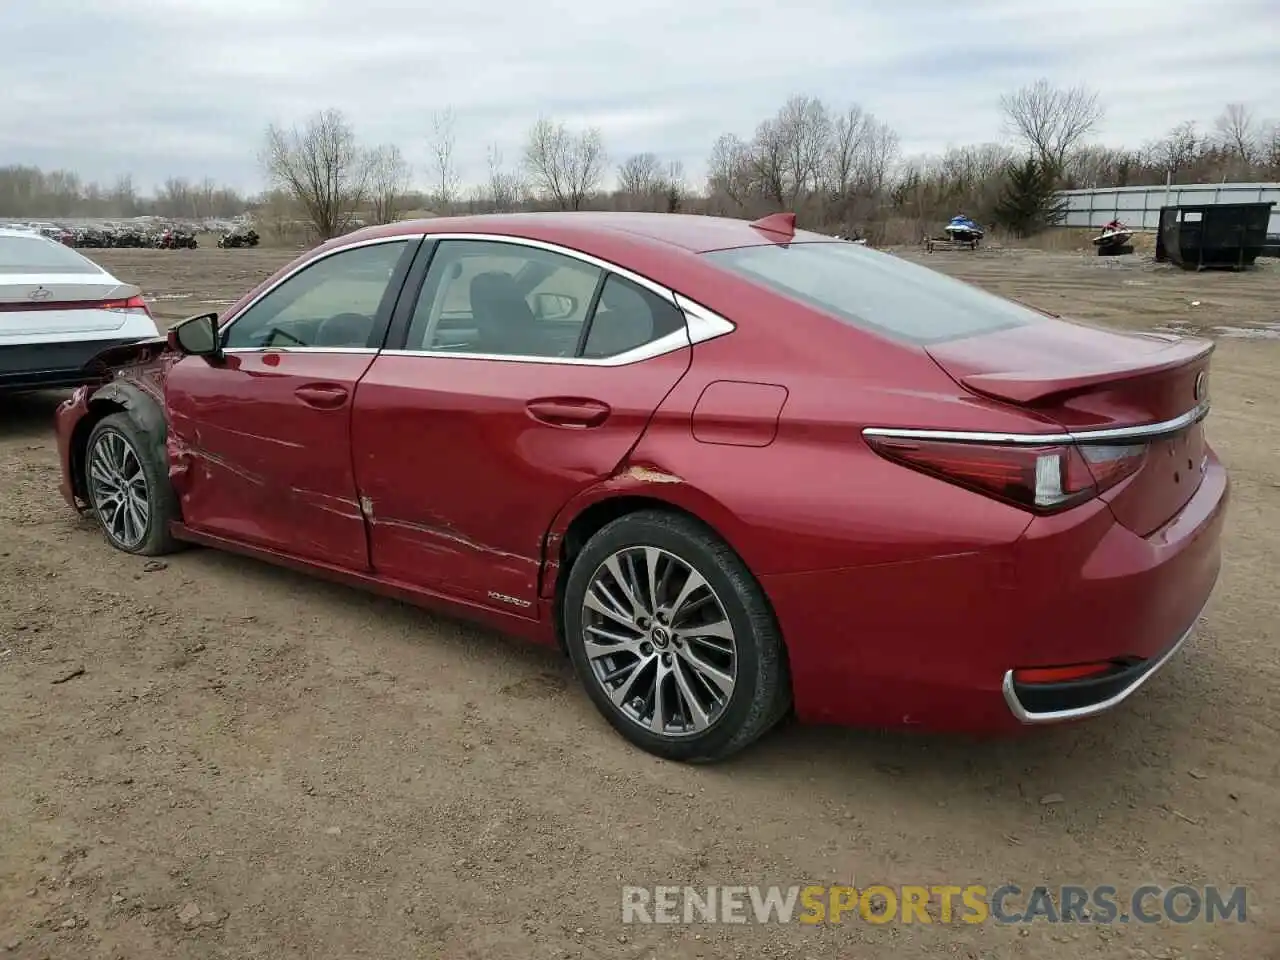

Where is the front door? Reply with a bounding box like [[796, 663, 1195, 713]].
[[166, 237, 417, 568], [352, 237, 692, 611]]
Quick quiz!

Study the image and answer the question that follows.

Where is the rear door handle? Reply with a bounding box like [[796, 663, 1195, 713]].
[[294, 383, 350, 409], [526, 397, 611, 428]]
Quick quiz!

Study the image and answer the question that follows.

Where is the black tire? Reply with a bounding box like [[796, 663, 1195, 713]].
[[83, 412, 182, 557], [562, 509, 791, 762]]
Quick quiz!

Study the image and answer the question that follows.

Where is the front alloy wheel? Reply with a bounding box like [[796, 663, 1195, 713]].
[[87, 429, 151, 550]]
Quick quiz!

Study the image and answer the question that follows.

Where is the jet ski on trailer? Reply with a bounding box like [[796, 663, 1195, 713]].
[[944, 214, 984, 245], [926, 214, 984, 252], [1092, 219, 1135, 255]]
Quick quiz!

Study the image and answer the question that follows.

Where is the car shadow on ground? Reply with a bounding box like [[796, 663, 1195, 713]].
[[0, 391, 68, 440], [181, 540, 1210, 825]]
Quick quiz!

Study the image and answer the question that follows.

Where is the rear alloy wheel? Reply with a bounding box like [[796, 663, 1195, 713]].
[[563, 510, 790, 762], [84, 412, 181, 556]]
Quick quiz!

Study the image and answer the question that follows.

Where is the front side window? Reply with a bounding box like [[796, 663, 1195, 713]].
[[222, 240, 408, 349], [406, 240, 602, 358], [703, 241, 1043, 345]]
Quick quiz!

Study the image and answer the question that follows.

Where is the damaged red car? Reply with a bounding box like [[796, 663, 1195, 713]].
[[54, 212, 1228, 761]]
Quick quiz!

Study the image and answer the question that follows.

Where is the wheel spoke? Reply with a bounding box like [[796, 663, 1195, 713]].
[[650, 662, 668, 732], [669, 568, 708, 623], [677, 644, 735, 697], [609, 657, 652, 708], [643, 547, 662, 615], [671, 659, 711, 731], [584, 586, 637, 630], [604, 554, 648, 621]]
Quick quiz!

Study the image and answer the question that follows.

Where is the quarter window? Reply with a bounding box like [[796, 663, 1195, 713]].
[[222, 240, 408, 350], [581, 274, 687, 359]]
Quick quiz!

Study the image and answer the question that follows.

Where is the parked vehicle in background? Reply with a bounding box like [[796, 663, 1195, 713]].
[[0, 227, 159, 392], [217, 227, 260, 248], [156, 226, 198, 250], [52, 211, 1227, 762]]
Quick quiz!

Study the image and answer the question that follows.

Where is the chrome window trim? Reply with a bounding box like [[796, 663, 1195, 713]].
[[214, 230, 738, 365], [222, 346, 379, 356], [381, 328, 691, 367], [391, 233, 737, 365], [217, 234, 418, 339], [862, 400, 1210, 446]]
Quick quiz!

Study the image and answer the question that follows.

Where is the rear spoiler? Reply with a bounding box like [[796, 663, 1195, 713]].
[[956, 339, 1214, 405]]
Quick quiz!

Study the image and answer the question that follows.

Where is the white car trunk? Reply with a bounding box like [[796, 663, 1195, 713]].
[[0, 274, 144, 338]]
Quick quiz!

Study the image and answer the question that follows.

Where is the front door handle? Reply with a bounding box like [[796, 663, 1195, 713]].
[[526, 397, 611, 428], [294, 383, 350, 409]]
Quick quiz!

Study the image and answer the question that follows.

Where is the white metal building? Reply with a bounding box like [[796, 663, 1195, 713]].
[[1060, 182, 1280, 233]]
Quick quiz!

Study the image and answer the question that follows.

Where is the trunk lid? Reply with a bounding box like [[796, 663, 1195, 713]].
[[0, 274, 143, 336], [926, 320, 1213, 537]]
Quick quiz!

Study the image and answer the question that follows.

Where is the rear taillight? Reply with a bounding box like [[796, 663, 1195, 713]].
[[865, 437, 1145, 513], [101, 294, 152, 316]]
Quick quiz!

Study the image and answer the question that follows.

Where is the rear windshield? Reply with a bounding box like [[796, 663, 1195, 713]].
[[0, 235, 102, 274], [703, 241, 1040, 344]]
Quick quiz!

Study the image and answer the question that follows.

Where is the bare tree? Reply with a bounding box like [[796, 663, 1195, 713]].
[[367, 143, 411, 224], [261, 109, 370, 240], [485, 144, 525, 212], [706, 133, 753, 208], [1214, 103, 1257, 162], [1146, 121, 1203, 175], [617, 153, 664, 200], [661, 160, 686, 213], [428, 109, 461, 211], [825, 105, 869, 199], [522, 118, 607, 210], [1000, 79, 1104, 174], [776, 95, 830, 207]]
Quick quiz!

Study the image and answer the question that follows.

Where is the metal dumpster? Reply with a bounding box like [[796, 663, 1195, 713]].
[[1155, 202, 1275, 270]]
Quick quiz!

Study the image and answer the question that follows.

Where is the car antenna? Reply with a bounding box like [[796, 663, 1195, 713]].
[[749, 212, 796, 241]]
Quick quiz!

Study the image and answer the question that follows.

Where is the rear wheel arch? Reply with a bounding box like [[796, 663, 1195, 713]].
[[551, 494, 790, 667]]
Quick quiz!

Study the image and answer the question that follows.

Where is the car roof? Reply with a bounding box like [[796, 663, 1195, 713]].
[[0, 227, 48, 239], [340, 211, 830, 255]]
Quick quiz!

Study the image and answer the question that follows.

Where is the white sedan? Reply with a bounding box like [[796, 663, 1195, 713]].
[[0, 227, 160, 392]]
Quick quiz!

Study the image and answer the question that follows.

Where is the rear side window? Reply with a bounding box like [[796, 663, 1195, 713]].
[[0, 235, 103, 274], [703, 241, 1041, 344]]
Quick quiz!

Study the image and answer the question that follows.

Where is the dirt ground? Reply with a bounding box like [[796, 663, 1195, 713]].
[[2, 244, 1278, 959]]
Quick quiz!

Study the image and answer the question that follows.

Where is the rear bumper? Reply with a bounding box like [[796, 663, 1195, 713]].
[[1000, 601, 1203, 723], [761, 450, 1229, 734], [0, 338, 149, 391]]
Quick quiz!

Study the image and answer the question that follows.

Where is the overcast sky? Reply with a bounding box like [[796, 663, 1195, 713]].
[[3, 0, 1276, 195]]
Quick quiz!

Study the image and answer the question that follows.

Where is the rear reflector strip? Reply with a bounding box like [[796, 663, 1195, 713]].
[[1012, 662, 1127, 684]]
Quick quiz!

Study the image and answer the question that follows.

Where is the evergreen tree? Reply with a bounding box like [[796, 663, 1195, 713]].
[[993, 156, 1069, 237]]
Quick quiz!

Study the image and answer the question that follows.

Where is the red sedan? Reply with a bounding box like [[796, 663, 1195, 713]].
[[53, 212, 1228, 761]]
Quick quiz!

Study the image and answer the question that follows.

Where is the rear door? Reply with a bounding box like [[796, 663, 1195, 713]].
[[351, 237, 693, 612], [165, 236, 419, 568]]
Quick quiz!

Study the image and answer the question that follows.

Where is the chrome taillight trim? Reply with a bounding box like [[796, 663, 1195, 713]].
[[862, 400, 1210, 447]]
